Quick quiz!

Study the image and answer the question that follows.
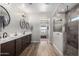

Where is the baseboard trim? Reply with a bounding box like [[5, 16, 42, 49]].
[[53, 44, 63, 56], [31, 41, 40, 43]]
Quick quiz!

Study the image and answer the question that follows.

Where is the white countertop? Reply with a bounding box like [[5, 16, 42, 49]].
[[0, 31, 32, 44]]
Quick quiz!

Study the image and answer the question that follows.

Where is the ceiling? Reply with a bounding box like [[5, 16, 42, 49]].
[[8, 3, 78, 16], [21, 3, 77, 13]]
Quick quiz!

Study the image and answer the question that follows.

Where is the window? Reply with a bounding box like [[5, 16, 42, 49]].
[[71, 16, 79, 21]]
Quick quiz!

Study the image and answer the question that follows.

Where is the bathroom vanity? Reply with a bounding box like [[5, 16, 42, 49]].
[[0, 32, 32, 56]]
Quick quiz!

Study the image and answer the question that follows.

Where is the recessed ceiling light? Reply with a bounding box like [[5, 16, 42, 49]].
[[45, 3, 50, 5], [28, 3, 32, 5]]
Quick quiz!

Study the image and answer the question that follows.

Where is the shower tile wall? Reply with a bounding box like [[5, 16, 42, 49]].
[[64, 21, 78, 56]]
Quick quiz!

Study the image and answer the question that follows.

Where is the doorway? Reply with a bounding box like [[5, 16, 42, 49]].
[[40, 17, 50, 42]]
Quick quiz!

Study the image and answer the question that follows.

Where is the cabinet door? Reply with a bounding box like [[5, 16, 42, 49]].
[[22, 36, 28, 50], [22, 35, 31, 50], [16, 38, 22, 56], [27, 35, 31, 44], [1, 40, 16, 56], [20, 35, 31, 53]]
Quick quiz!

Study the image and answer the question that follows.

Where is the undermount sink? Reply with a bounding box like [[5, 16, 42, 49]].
[[10, 33, 22, 37]]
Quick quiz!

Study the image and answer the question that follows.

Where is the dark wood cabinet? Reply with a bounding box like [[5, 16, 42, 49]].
[[15, 38, 22, 56], [0, 44, 1, 56], [22, 35, 31, 51], [22, 36, 27, 50], [27, 35, 31, 44], [1, 34, 32, 56], [1, 40, 16, 56]]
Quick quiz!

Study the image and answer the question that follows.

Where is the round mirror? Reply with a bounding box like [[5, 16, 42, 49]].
[[20, 19, 26, 29], [0, 5, 10, 28], [25, 22, 29, 29]]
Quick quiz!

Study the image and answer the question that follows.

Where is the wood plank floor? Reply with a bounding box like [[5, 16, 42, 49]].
[[20, 41, 57, 56]]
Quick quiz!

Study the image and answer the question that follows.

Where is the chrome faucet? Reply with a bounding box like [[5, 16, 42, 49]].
[[3, 32, 8, 38]]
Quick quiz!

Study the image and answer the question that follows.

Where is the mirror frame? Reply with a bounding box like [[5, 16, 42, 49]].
[[0, 5, 11, 28]]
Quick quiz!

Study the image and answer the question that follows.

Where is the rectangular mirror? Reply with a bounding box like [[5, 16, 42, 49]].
[[53, 19, 63, 32]]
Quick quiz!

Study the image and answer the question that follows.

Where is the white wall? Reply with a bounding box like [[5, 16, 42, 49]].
[[0, 4, 30, 38], [28, 14, 40, 42]]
